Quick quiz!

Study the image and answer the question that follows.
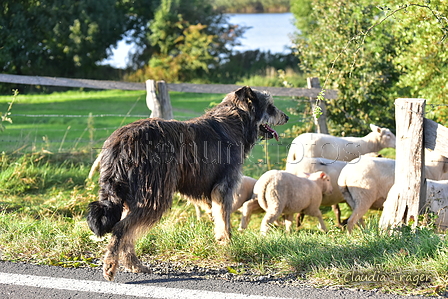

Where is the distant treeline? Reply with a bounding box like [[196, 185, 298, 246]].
[[212, 0, 290, 13]]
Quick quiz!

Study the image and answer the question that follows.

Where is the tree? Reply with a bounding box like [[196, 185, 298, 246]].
[[291, 0, 401, 136], [0, 0, 158, 79], [127, 0, 247, 82], [291, 0, 448, 134], [388, 2, 448, 126]]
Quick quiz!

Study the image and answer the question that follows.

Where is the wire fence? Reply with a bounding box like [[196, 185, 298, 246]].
[[4, 100, 447, 159], [1, 98, 313, 159], [2, 113, 148, 155]]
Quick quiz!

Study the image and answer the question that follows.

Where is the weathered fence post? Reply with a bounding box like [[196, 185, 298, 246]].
[[307, 77, 328, 134], [379, 98, 426, 230], [146, 80, 173, 119]]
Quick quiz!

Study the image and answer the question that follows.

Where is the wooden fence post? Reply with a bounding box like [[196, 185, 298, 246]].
[[379, 98, 426, 230], [307, 77, 328, 134], [145, 79, 173, 120]]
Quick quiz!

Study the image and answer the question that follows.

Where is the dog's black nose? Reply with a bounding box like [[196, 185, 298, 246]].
[[285, 115, 289, 122]]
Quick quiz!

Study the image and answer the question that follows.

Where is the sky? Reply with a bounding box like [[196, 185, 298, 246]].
[[102, 13, 297, 69]]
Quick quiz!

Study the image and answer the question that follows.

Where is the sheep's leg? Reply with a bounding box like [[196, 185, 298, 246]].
[[260, 209, 282, 235], [347, 205, 370, 233], [316, 213, 328, 232], [238, 198, 259, 231], [296, 213, 305, 227], [305, 209, 328, 232], [332, 204, 343, 228], [284, 214, 294, 233], [194, 204, 202, 220]]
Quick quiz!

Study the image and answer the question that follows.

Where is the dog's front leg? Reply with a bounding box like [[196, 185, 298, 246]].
[[211, 189, 232, 244]]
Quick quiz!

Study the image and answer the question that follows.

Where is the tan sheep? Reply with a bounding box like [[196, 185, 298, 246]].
[[285, 156, 347, 227], [245, 170, 332, 234], [425, 179, 448, 231], [194, 176, 257, 219]]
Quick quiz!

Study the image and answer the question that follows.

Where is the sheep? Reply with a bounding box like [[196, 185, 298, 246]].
[[194, 176, 257, 220], [238, 197, 264, 231], [232, 176, 257, 212], [424, 179, 448, 230], [287, 124, 396, 162], [338, 157, 394, 233], [248, 170, 333, 234], [285, 157, 347, 227], [425, 150, 448, 181], [338, 152, 448, 233]]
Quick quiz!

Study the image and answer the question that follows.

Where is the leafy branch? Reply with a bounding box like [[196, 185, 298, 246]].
[[313, 89, 325, 119], [312, 2, 448, 122], [1, 89, 18, 132]]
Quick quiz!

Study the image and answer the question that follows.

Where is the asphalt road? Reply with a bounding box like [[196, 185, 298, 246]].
[[0, 261, 440, 299]]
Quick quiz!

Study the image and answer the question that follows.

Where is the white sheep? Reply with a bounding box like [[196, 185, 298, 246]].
[[249, 170, 333, 234], [285, 157, 347, 227], [232, 176, 257, 212], [425, 179, 448, 230], [287, 124, 396, 162], [338, 157, 394, 233], [238, 197, 264, 231], [338, 152, 448, 233], [194, 176, 257, 219]]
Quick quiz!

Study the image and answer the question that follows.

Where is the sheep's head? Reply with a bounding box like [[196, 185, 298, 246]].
[[308, 171, 333, 195], [370, 124, 396, 149]]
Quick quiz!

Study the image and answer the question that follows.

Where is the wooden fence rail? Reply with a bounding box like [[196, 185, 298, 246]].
[[0, 73, 338, 99], [0, 73, 336, 132]]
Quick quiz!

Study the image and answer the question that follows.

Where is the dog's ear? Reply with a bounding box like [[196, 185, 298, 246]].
[[235, 86, 256, 105]]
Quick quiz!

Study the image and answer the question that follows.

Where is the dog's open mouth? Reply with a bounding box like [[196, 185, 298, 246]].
[[259, 123, 279, 141]]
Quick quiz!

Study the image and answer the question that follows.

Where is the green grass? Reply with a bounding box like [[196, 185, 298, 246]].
[[0, 90, 236, 153], [1, 90, 445, 296], [0, 90, 300, 171]]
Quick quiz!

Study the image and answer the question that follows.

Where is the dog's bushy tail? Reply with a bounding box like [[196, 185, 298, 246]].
[[87, 200, 122, 237]]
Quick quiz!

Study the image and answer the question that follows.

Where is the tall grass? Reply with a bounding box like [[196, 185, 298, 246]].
[[0, 152, 447, 296]]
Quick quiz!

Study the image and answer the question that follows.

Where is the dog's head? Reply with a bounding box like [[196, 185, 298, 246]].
[[232, 86, 289, 141]]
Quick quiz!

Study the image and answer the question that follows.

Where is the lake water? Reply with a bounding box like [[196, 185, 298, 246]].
[[104, 13, 297, 69]]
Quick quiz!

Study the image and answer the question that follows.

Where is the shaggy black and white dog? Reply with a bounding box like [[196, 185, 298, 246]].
[[87, 86, 288, 281]]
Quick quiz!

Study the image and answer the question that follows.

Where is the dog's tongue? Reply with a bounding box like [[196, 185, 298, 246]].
[[264, 124, 279, 141]]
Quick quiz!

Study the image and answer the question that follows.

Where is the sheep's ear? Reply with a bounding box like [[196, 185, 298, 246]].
[[303, 172, 310, 178], [370, 124, 381, 133], [319, 172, 326, 179]]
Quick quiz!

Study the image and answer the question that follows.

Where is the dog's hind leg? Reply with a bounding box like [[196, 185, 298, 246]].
[[119, 222, 151, 274], [102, 216, 150, 280], [102, 226, 123, 281]]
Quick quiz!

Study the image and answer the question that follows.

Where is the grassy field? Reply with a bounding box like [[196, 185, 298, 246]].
[[0, 90, 447, 297], [0, 89, 298, 170]]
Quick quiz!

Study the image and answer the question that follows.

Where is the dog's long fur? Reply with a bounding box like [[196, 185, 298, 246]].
[[87, 86, 288, 281]]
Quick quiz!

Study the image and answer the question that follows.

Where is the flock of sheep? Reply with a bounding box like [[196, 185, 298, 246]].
[[89, 122, 448, 233], [222, 124, 448, 233]]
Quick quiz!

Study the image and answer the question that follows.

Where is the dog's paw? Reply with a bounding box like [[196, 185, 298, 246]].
[[126, 263, 152, 274], [121, 253, 151, 274], [103, 261, 118, 281]]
